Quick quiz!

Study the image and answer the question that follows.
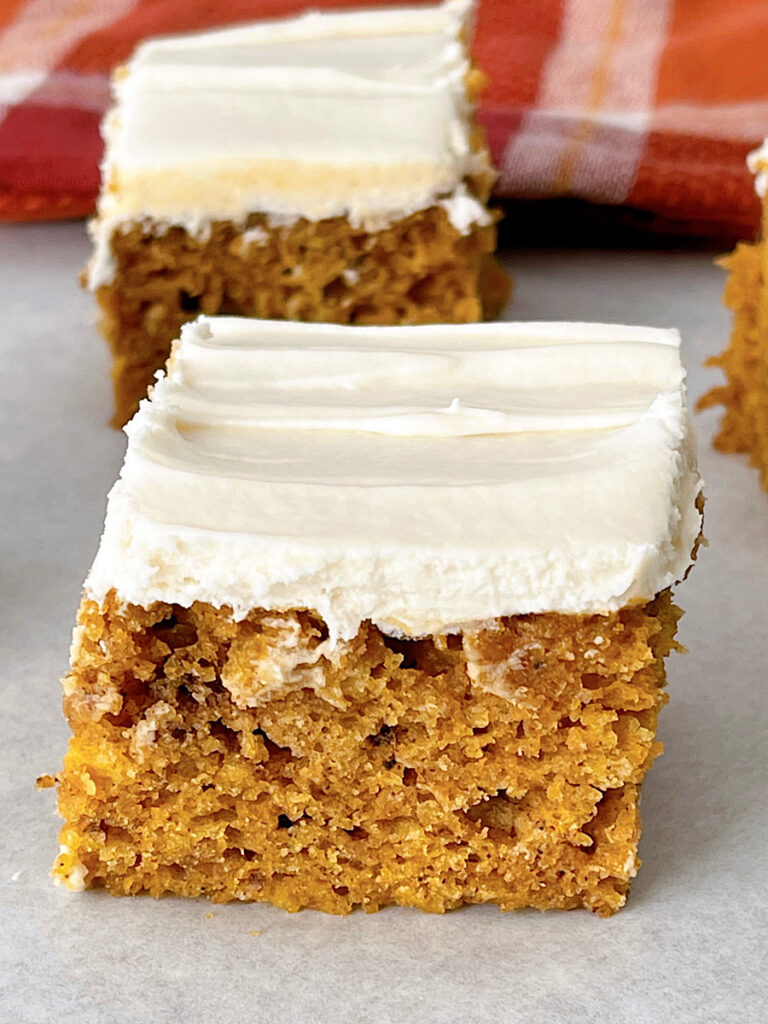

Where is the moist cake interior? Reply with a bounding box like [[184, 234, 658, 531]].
[[55, 592, 679, 917]]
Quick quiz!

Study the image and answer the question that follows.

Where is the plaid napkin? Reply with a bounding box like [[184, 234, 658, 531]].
[[0, 0, 765, 238]]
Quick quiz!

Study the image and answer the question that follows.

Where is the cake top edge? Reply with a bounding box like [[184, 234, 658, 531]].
[[131, 1, 473, 59], [178, 315, 682, 351]]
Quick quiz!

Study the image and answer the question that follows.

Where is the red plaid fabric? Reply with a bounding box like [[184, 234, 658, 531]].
[[1, 0, 766, 237]]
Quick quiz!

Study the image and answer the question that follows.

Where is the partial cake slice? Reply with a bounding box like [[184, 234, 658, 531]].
[[86, 0, 508, 426], [699, 140, 768, 494], [54, 317, 702, 916]]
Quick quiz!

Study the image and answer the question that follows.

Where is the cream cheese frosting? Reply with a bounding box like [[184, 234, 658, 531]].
[[747, 139, 768, 196], [85, 317, 704, 643], [87, 0, 491, 289]]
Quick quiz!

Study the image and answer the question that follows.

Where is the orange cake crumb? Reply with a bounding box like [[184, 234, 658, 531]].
[[94, 209, 506, 427], [53, 592, 680, 918], [699, 241, 768, 493]]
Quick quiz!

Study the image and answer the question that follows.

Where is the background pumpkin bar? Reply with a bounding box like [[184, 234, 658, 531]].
[[54, 317, 702, 917], [699, 139, 768, 494], [85, 0, 507, 426]]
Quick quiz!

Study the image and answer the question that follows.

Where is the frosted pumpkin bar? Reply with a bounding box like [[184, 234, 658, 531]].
[[699, 139, 768, 494], [85, 0, 507, 426], [53, 317, 703, 916]]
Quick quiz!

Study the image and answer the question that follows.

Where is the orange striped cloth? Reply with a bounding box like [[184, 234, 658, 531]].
[[0, 0, 765, 237]]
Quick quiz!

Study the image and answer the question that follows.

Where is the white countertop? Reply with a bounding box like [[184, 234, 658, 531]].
[[2, 222, 766, 1023]]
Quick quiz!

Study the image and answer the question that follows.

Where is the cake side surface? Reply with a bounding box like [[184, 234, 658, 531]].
[[699, 242, 768, 492], [94, 209, 500, 427], [54, 591, 679, 917], [699, 141, 768, 493]]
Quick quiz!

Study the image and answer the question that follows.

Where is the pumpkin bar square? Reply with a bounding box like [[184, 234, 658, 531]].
[[85, 0, 508, 426], [700, 138, 768, 496], [54, 317, 702, 916]]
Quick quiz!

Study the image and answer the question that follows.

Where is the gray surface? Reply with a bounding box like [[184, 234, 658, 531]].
[[2, 222, 767, 1023]]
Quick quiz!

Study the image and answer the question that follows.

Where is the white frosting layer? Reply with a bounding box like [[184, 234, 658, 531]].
[[88, 0, 491, 288], [86, 317, 703, 642], [747, 139, 768, 196]]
